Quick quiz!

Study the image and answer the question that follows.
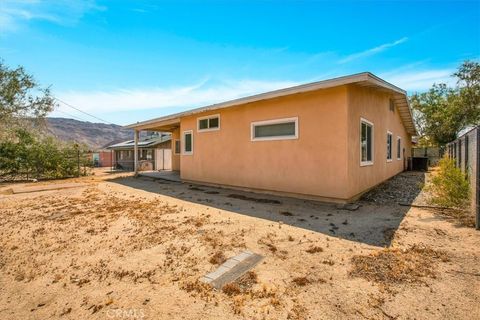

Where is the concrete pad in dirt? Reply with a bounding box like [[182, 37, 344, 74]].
[[7, 183, 89, 194], [201, 250, 264, 289]]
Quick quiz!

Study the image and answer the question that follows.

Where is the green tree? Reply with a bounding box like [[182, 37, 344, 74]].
[[0, 61, 92, 181], [0, 61, 55, 136], [410, 60, 480, 145]]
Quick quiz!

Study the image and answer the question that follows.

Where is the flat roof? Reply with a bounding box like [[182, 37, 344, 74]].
[[126, 72, 417, 135]]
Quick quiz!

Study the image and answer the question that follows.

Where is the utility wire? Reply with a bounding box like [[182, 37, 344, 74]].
[[54, 109, 90, 122], [53, 96, 116, 125]]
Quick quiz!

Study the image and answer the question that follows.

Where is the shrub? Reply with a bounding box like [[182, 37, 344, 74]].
[[0, 129, 91, 181], [429, 157, 470, 208]]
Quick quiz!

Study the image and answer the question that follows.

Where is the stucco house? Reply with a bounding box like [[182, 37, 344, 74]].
[[126, 72, 417, 202], [107, 133, 172, 171]]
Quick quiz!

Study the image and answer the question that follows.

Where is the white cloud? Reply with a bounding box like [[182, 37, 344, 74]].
[[55, 79, 300, 114], [339, 37, 408, 64], [0, 0, 105, 32], [380, 69, 456, 92]]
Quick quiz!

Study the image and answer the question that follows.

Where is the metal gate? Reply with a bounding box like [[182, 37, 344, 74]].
[[155, 149, 172, 170]]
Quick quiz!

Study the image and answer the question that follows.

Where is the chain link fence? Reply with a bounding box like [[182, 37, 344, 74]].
[[446, 126, 480, 229]]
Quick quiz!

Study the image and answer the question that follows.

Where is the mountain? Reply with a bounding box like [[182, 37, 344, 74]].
[[46, 117, 133, 150]]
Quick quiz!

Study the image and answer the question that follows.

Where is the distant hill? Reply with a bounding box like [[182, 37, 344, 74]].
[[46, 117, 133, 150]]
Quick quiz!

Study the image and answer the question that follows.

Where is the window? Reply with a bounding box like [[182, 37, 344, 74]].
[[183, 130, 193, 155], [251, 117, 298, 141], [198, 114, 220, 132], [389, 99, 395, 112], [174, 139, 181, 155], [360, 118, 373, 166], [387, 131, 393, 162], [397, 137, 402, 160], [139, 149, 153, 160]]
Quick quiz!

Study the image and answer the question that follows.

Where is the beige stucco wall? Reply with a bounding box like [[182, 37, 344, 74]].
[[179, 86, 350, 200], [176, 84, 412, 201], [346, 85, 412, 199], [171, 128, 180, 171]]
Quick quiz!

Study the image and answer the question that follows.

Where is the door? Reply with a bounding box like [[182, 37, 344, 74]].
[[155, 149, 164, 170], [163, 149, 172, 170], [155, 149, 172, 170]]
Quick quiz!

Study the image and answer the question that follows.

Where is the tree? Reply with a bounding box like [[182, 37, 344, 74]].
[[0, 61, 92, 181], [0, 61, 55, 136], [453, 61, 480, 128], [410, 60, 480, 145]]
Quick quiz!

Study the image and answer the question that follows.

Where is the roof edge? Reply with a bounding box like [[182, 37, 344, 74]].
[[125, 72, 414, 133]]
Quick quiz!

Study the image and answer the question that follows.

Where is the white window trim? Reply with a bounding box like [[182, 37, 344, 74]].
[[182, 130, 193, 155], [387, 131, 393, 162], [174, 139, 181, 155], [251, 117, 299, 142], [360, 117, 374, 167], [397, 136, 402, 160], [197, 114, 220, 132]]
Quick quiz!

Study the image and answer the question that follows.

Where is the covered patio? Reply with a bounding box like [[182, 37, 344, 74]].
[[126, 117, 181, 174]]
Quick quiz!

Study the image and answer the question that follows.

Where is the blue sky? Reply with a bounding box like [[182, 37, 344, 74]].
[[1, 0, 479, 125]]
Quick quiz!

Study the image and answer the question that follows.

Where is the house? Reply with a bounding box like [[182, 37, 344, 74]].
[[89, 150, 113, 168], [107, 133, 172, 171], [126, 72, 417, 202]]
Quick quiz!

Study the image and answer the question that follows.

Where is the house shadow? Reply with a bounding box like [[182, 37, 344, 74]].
[[108, 171, 425, 248]]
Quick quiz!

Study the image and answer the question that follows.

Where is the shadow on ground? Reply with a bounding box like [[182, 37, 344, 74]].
[[109, 171, 426, 247]]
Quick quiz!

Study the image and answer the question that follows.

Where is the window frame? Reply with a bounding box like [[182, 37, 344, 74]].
[[182, 130, 193, 155], [174, 139, 181, 155], [386, 131, 393, 162], [250, 117, 299, 142], [360, 118, 374, 167], [397, 136, 402, 160], [197, 114, 220, 132]]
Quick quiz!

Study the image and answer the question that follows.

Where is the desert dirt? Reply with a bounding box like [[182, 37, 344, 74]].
[[0, 170, 479, 320]]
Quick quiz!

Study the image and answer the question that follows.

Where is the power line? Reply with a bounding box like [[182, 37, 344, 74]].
[[53, 96, 116, 125], [54, 109, 90, 122]]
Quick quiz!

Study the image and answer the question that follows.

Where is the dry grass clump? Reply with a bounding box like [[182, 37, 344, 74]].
[[350, 244, 449, 285], [305, 246, 323, 254], [292, 276, 310, 286], [237, 271, 258, 290], [222, 282, 242, 296], [181, 280, 213, 295], [437, 208, 476, 228], [209, 251, 226, 265], [222, 271, 258, 296]]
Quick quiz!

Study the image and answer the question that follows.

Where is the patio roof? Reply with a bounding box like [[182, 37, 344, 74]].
[[125, 72, 417, 135], [106, 135, 171, 150]]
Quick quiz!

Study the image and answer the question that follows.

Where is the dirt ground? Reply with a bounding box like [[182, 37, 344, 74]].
[[0, 170, 479, 320]]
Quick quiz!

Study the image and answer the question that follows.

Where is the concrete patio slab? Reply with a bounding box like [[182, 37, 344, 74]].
[[200, 250, 264, 290], [138, 171, 181, 182]]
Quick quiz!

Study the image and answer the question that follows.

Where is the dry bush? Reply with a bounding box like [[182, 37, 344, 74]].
[[222, 282, 242, 296], [237, 271, 257, 290], [292, 276, 310, 286], [306, 246, 323, 254], [181, 280, 212, 294], [350, 244, 449, 285], [322, 259, 335, 266], [209, 251, 226, 265], [428, 157, 470, 208], [222, 271, 258, 296]]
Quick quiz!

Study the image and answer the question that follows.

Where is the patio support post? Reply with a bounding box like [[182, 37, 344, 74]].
[[134, 129, 139, 174]]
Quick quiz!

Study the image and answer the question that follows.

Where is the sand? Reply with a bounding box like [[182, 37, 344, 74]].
[[0, 170, 479, 319]]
